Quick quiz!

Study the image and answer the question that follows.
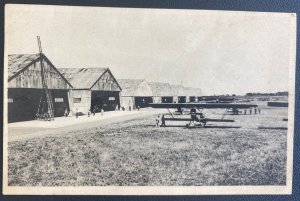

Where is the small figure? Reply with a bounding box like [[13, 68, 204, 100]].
[[64, 106, 68, 117], [92, 106, 96, 116], [249, 109, 252, 115], [101, 108, 104, 116], [244, 109, 247, 115], [88, 110, 91, 117], [258, 108, 261, 114], [156, 114, 161, 128], [161, 114, 165, 127], [75, 108, 79, 118], [129, 106, 132, 111], [137, 105, 140, 111], [254, 108, 257, 114]]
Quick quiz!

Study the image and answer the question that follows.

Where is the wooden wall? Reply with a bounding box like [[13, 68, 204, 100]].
[[68, 90, 91, 115], [120, 96, 134, 110], [91, 70, 121, 91], [8, 59, 69, 89], [153, 97, 162, 103]]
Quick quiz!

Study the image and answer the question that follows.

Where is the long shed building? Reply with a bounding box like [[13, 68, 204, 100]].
[[148, 82, 175, 103], [170, 84, 188, 103], [59, 67, 122, 114], [118, 79, 153, 110], [7, 54, 72, 122], [185, 87, 202, 102]]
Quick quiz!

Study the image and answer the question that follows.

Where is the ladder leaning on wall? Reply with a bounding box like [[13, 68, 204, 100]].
[[36, 36, 54, 121]]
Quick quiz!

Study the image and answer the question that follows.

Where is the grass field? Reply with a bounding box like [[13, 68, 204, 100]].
[[8, 107, 288, 186]]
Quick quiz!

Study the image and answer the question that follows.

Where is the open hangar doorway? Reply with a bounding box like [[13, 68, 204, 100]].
[[91, 91, 120, 112], [162, 96, 173, 103], [134, 96, 153, 108]]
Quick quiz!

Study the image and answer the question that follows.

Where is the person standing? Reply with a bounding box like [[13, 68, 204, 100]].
[[156, 114, 161, 128], [92, 106, 96, 116], [101, 108, 104, 116], [64, 106, 68, 117], [75, 108, 79, 118], [161, 114, 165, 127]]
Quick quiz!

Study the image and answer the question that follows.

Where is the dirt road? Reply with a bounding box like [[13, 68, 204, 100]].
[[8, 109, 165, 142]]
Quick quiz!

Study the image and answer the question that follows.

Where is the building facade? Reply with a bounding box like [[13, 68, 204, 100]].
[[118, 79, 153, 110], [59, 67, 121, 115], [7, 54, 72, 122]]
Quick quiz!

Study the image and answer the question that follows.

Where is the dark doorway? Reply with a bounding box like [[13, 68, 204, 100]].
[[8, 88, 69, 123], [134, 97, 153, 108], [178, 96, 186, 103], [162, 96, 173, 103], [91, 91, 120, 111], [189, 96, 196, 102]]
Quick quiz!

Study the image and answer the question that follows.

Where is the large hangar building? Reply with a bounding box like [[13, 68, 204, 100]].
[[118, 79, 153, 110], [7, 54, 72, 123], [148, 82, 175, 103], [59, 67, 122, 114]]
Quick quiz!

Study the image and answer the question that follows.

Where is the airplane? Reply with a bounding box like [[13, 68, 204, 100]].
[[149, 102, 258, 128]]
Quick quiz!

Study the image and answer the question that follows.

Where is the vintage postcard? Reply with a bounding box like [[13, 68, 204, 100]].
[[3, 4, 296, 195]]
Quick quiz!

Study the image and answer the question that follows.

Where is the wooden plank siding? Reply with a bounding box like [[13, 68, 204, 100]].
[[120, 96, 134, 110], [67, 90, 91, 115], [91, 70, 121, 91], [8, 58, 70, 90], [59, 68, 122, 114]]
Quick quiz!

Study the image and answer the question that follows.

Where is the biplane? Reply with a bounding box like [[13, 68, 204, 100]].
[[149, 102, 258, 128]]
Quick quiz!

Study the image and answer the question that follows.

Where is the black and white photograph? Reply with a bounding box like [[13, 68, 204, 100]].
[[3, 4, 296, 195]]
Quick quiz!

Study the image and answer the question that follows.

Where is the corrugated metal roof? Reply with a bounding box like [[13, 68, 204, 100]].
[[148, 82, 173, 97], [59, 67, 108, 89], [118, 79, 145, 96], [8, 54, 40, 79]]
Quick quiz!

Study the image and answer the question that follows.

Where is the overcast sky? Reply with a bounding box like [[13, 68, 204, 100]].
[[5, 5, 295, 95]]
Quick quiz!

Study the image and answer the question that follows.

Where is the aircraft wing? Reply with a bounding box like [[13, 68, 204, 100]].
[[149, 103, 258, 109]]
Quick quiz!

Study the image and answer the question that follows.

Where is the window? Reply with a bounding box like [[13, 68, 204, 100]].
[[8, 98, 13, 103], [55, 98, 64, 102], [73, 98, 81, 103], [109, 97, 115, 101]]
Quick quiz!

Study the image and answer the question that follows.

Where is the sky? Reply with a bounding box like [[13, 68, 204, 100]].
[[5, 5, 295, 95]]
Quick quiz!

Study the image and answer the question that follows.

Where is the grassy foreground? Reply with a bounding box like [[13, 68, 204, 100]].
[[8, 108, 287, 186]]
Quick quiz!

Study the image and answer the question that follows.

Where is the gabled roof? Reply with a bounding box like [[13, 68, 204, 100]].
[[8, 53, 73, 87], [59, 67, 121, 90], [148, 82, 173, 97], [185, 87, 202, 96], [8, 54, 40, 80], [170, 84, 187, 96], [118, 79, 145, 96]]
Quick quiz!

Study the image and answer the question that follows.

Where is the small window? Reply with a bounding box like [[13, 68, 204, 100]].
[[73, 98, 81, 103], [55, 98, 64, 102], [8, 98, 13, 103], [109, 97, 115, 101]]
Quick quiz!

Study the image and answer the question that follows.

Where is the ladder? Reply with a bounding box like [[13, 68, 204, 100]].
[[37, 36, 54, 120]]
